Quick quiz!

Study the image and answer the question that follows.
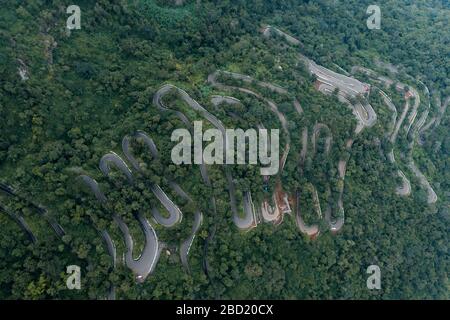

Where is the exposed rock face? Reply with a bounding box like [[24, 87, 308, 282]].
[[17, 58, 29, 81]]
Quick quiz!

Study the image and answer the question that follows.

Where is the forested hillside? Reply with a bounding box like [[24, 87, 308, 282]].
[[0, 0, 448, 299]]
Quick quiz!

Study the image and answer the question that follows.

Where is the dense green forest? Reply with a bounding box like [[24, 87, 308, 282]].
[[0, 0, 448, 299]]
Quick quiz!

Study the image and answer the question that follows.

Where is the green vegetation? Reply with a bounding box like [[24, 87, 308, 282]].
[[0, 0, 448, 299]]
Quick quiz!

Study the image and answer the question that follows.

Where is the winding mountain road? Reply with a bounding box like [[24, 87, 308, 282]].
[[0, 202, 37, 243], [79, 174, 161, 282]]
